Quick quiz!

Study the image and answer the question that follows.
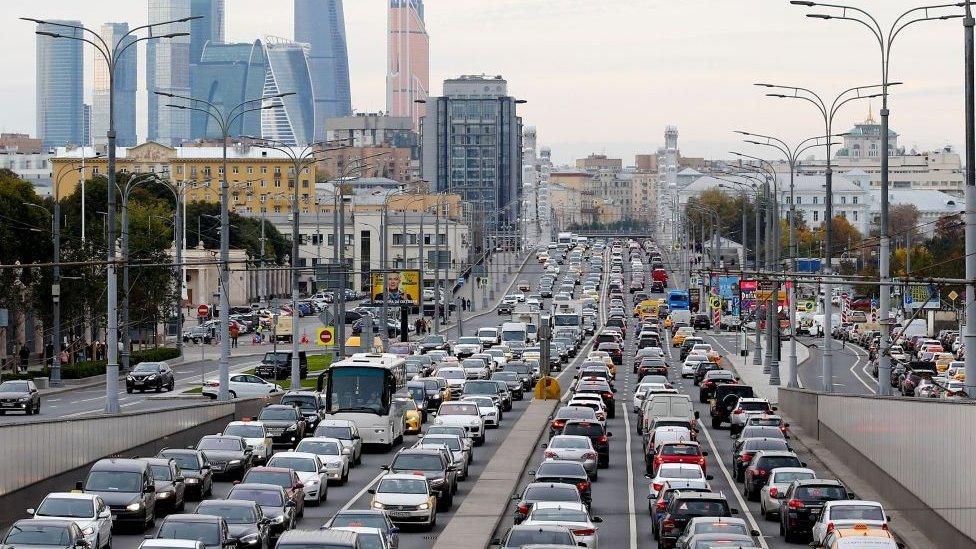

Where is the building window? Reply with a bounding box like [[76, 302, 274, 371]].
[[261, 166, 267, 174], [247, 167, 253, 174], [795, 196, 801, 205], [841, 196, 847, 204], [274, 167, 281, 175], [190, 167, 198, 177], [91, 166, 99, 175], [852, 196, 858, 204], [175, 166, 183, 175], [328, 234, 335, 246], [813, 210, 819, 222], [813, 196, 818, 204], [232, 166, 239, 174], [302, 180, 309, 188], [204, 166, 212, 176], [853, 211, 859, 221]]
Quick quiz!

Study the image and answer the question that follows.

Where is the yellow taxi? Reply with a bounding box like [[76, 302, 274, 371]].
[[587, 351, 617, 377], [934, 352, 955, 373], [671, 326, 694, 347], [583, 289, 600, 302], [707, 351, 723, 365], [404, 401, 423, 434], [634, 299, 659, 319], [429, 376, 452, 402], [818, 523, 897, 548]]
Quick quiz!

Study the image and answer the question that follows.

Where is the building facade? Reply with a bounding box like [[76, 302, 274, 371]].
[[387, 0, 429, 133], [261, 37, 315, 146], [35, 21, 85, 149], [93, 23, 138, 149], [294, 0, 353, 140], [325, 113, 417, 149], [420, 75, 523, 228], [189, 40, 267, 140], [147, 0, 192, 146], [189, 0, 225, 64]]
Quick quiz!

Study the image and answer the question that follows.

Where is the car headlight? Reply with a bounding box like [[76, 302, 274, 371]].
[[229, 459, 242, 465], [147, 374, 157, 381], [126, 502, 142, 511], [341, 447, 351, 455], [185, 477, 199, 484], [81, 527, 95, 536], [418, 502, 430, 510], [126, 376, 134, 382], [306, 479, 319, 485], [285, 424, 297, 431], [157, 491, 171, 499], [19, 396, 30, 402], [239, 534, 260, 545], [372, 501, 385, 509], [271, 515, 285, 524]]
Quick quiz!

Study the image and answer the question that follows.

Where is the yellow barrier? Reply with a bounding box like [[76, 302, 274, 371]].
[[534, 376, 561, 400]]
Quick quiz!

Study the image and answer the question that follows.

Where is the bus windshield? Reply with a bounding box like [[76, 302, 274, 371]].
[[326, 367, 388, 414], [554, 313, 580, 326]]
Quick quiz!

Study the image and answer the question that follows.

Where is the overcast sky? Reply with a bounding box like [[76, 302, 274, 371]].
[[3, 0, 970, 164]]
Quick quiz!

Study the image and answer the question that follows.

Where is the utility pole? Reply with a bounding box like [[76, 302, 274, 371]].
[[964, 0, 976, 398]]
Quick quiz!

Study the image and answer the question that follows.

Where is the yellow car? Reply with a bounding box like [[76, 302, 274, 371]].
[[429, 377, 452, 402], [405, 404, 423, 434], [820, 523, 895, 549], [935, 353, 955, 373], [671, 327, 694, 347], [707, 351, 723, 365]]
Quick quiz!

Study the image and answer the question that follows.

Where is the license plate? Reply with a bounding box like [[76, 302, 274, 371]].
[[810, 510, 821, 517], [389, 511, 410, 518]]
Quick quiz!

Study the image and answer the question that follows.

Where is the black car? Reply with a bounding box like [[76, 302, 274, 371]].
[[658, 492, 738, 549], [407, 382, 430, 419], [562, 420, 612, 468], [82, 458, 156, 530], [226, 483, 296, 537], [692, 314, 711, 330], [279, 391, 325, 432], [385, 448, 458, 510], [157, 448, 214, 500], [413, 379, 442, 412], [324, 510, 400, 549], [679, 338, 705, 361], [511, 482, 583, 525], [730, 437, 792, 481], [780, 479, 854, 543], [3, 520, 88, 549], [418, 335, 449, 354], [743, 451, 805, 500], [0, 379, 40, 415], [142, 457, 187, 514], [155, 514, 234, 549], [125, 362, 175, 393], [491, 371, 525, 400], [256, 404, 308, 447], [651, 280, 665, 293], [531, 460, 592, 506], [692, 362, 721, 385], [255, 352, 308, 380], [195, 435, 253, 479], [195, 499, 272, 549], [709, 384, 755, 428], [574, 380, 616, 418], [497, 302, 515, 315], [698, 371, 737, 403]]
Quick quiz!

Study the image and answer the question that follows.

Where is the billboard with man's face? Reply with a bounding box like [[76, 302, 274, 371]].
[[371, 270, 421, 305]]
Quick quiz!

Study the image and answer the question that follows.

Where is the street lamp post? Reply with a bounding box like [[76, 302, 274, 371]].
[[26, 15, 194, 413], [791, 0, 963, 397], [758, 81, 888, 393]]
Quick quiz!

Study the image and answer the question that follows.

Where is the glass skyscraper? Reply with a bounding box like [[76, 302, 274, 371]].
[[294, 0, 352, 141], [388, 0, 428, 132], [36, 21, 84, 149], [93, 22, 137, 148], [147, 0, 192, 146], [189, 40, 267, 140], [190, 0, 225, 64], [261, 37, 315, 146]]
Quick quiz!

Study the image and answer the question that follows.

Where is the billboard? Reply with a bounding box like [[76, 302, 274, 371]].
[[371, 270, 421, 305]]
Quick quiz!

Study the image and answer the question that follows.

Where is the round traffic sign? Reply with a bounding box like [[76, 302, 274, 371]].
[[709, 297, 721, 309], [317, 327, 336, 346], [197, 304, 210, 317], [803, 301, 815, 312]]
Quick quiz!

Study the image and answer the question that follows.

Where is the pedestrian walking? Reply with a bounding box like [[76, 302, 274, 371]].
[[414, 318, 422, 336], [18, 345, 30, 373], [461, 299, 467, 312], [229, 323, 240, 348]]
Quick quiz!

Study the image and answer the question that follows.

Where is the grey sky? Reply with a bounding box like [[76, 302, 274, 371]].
[[3, 0, 969, 164]]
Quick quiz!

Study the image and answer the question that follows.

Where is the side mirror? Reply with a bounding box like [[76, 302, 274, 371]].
[[706, 475, 714, 480], [380, 465, 390, 471], [800, 462, 807, 467], [730, 434, 739, 439], [886, 515, 892, 522], [285, 500, 297, 507], [367, 489, 376, 495], [174, 476, 185, 482], [144, 485, 154, 494], [592, 516, 604, 523], [99, 509, 111, 519], [694, 411, 700, 419], [489, 539, 502, 546], [751, 529, 761, 536], [295, 483, 304, 489], [784, 423, 791, 428], [26, 508, 36, 515], [730, 508, 739, 515], [606, 432, 613, 437], [540, 443, 548, 448], [772, 406, 778, 411], [809, 543, 820, 548], [701, 451, 708, 456]]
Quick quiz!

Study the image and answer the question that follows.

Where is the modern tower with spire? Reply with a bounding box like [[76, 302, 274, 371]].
[[387, 0, 429, 133]]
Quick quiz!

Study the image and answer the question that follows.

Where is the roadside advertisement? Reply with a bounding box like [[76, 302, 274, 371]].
[[371, 270, 421, 305], [740, 279, 758, 312], [718, 276, 740, 300], [688, 288, 701, 311]]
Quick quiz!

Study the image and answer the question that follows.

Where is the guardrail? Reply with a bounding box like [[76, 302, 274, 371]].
[[779, 388, 976, 548]]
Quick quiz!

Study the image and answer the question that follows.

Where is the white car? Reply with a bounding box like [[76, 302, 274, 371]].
[[313, 419, 363, 465], [266, 451, 328, 504], [222, 421, 273, 464], [369, 474, 437, 530], [436, 367, 468, 394], [812, 500, 890, 545], [759, 467, 816, 520], [478, 327, 500, 347], [729, 397, 775, 434], [202, 373, 281, 399], [433, 401, 486, 445], [648, 463, 710, 497], [567, 396, 607, 422], [681, 357, 706, 378], [27, 493, 113, 549], [453, 337, 483, 358], [330, 527, 390, 549], [522, 501, 602, 549], [295, 437, 351, 485], [461, 396, 501, 427]]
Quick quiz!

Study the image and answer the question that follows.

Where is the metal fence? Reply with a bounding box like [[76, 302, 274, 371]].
[[780, 388, 976, 548], [0, 402, 234, 497]]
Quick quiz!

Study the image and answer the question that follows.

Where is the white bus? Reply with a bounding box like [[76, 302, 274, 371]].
[[316, 353, 408, 451], [557, 232, 575, 249]]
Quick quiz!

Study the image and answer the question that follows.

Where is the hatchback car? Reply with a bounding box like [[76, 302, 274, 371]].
[[511, 483, 583, 525], [368, 474, 437, 530], [26, 494, 113, 549], [543, 435, 599, 479]]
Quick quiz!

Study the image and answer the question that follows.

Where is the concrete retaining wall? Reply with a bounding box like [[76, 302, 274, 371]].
[[779, 388, 976, 548]]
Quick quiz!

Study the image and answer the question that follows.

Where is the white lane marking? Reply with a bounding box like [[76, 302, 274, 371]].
[[844, 342, 876, 394], [622, 406, 638, 549], [698, 423, 770, 549], [339, 470, 385, 512]]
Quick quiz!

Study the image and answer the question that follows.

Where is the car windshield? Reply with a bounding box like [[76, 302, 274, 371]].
[[258, 409, 297, 421], [408, 387, 426, 399], [132, 363, 161, 373], [829, 505, 885, 521], [35, 498, 94, 519], [757, 457, 801, 470], [741, 427, 783, 439], [392, 454, 442, 471], [423, 437, 461, 450], [242, 471, 292, 487], [563, 423, 603, 436], [795, 485, 848, 502], [228, 488, 283, 506], [3, 524, 72, 545], [315, 426, 352, 439], [492, 372, 518, 381], [748, 417, 782, 426], [439, 370, 465, 380], [85, 471, 142, 492], [196, 503, 257, 525], [377, 478, 428, 494], [329, 513, 386, 530], [661, 444, 699, 456], [745, 440, 789, 451], [659, 467, 702, 479], [280, 396, 318, 410], [224, 425, 265, 438], [0, 381, 29, 392], [696, 522, 748, 535], [772, 471, 815, 483], [556, 408, 596, 420], [267, 456, 316, 472], [528, 508, 590, 522], [150, 464, 173, 480], [157, 521, 220, 544], [354, 533, 384, 549], [422, 336, 446, 344], [674, 500, 729, 516], [458, 337, 481, 345], [739, 401, 771, 411], [551, 437, 590, 449], [462, 359, 486, 369], [198, 438, 241, 451], [524, 486, 579, 502], [439, 403, 479, 416], [297, 440, 341, 455], [537, 462, 586, 476], [161, 453, 199, 471]]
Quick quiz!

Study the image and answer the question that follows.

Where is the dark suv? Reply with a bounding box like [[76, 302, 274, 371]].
[[256, 404, 308, 447], [780, 478, 854, 542], [279, 391, 324, 432], [709, 384, 755, 428], [531, 460, 592, 506], [562, 420, 612, 468], [658, 492, 738, 549], [385, 448, 458, 511], [255, 351, 308, 380], [83, 458, 157, 530], [743, 451, 805, 500], [126, 362, 175, 393]]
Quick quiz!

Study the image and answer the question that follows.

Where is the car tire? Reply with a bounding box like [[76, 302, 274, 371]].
[[167, 380, 175, 392], [156, 382, 163, 393], [711, 417, 721, 429], [427, 512, 437, 531], [437, 494, 450, 512], [229, 391, 237, 399], [24, 405, 32, 416], [126, 388, 133, 394]]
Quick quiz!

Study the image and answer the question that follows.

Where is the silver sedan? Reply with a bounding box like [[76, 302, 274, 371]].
[[543, 435, 599, 478], [760, 467, 817, 520]]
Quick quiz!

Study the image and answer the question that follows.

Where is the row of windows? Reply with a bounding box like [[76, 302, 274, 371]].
[[811, 210, 860, 222], [172, 165, 308, 176], [785, 195, 860, 205]]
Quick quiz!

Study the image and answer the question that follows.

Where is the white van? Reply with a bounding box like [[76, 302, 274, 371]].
[[640, 394, 696, 433]]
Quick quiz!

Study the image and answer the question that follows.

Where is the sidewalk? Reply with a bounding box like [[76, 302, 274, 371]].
[[437, 251, 533, 335], [712, 332, 810, 404]]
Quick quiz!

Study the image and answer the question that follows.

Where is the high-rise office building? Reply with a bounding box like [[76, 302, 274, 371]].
[[190, 0, 225, 64], [147, 0, 192, 146], [82, 104, 92, 146], [35, 20, 85, 149], [261, 37, 315, 146], [189, 40, 267, 140], [387, 0, 429, 133], [421, 75, 523, 228], [294, 0, 352, 140], [93, 22, 137, 148]]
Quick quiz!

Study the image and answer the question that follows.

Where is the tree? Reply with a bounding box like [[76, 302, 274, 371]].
[[889, 204, 919, 240], [184, 201, 291, 264], [817, 215, 862, 256]]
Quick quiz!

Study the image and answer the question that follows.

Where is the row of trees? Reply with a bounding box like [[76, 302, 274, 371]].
[[0, 169, 291, 356]]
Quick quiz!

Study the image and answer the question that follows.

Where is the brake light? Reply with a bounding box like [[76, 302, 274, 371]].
[[733, 409, 744, 415], [826, 522, 835, 535], [662, 518, 675, 532], [653, 482, 663, 491], [544, 451, 558, 459], [702, 380, 714, 388], [882, 523, 889, 531], [576, 481, 590, 492], [518, 503, 529, 515], [583, 452, 598, 460], [697, 457, 706, 466], [602, 391, 613, 399], [572, 528, 596, 536], [787, 499, 805, 510], [656, 500, 667, 511], [597, 435, 608, 444], [769, 487, 779, 498], [739, 453, 753, 463], [552, 419, 566, 429], [755, 468, 768, 476]]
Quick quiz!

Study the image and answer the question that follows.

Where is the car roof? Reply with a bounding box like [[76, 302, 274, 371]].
[[162, 514, 222, 524], [42, 492, 99, 501], [529, 501, 589, 512], [140, 457, 173, 466], [139, 540, 203, 549], [754, 450, 798, 458], [673, 492, 729, 501], [247, 466, 293, 474], [277, 529, 359, 544], [197, 499, 257, 509], [90, 458, 149, 472]]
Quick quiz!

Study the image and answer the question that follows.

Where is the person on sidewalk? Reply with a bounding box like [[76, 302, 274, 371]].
[[229, 323, 240, 348], [18, 345, 29, 373]]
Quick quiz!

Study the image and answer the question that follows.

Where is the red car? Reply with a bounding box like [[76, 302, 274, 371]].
[[652, 268, 668, 283], [649, 441, 708, 476]]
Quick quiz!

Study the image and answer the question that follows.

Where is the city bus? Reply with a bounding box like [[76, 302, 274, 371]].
[[316, 353, 408, 451], [667, 290, 690, 311]]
